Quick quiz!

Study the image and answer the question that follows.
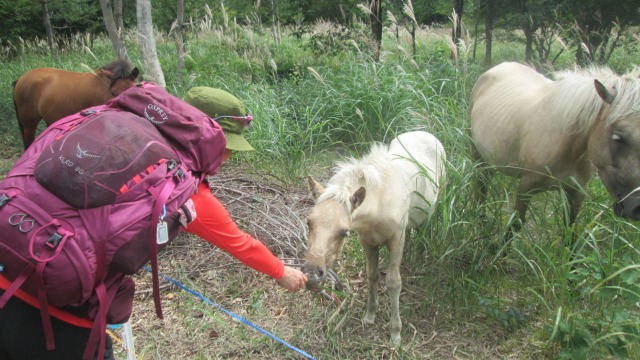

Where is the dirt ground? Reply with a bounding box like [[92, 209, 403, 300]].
[[113, 163, 543, 360]]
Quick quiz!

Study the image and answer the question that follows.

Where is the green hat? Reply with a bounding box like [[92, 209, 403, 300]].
[[184, 86, 255, 151]]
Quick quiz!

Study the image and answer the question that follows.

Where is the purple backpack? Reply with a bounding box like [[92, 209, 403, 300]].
[[0, 83, 226, 359]]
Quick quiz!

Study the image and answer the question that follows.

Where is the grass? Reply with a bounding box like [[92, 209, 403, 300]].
[[1, 20, 639, 359]]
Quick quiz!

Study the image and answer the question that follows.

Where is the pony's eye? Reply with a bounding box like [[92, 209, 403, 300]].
[[612, 132, 623, 142], [340, 230, 350, 238]]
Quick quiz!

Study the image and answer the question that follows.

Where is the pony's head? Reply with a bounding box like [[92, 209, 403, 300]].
[[302, 176, 365, 291], [98, 59, 139, 96], [588, 72, 640, 220]]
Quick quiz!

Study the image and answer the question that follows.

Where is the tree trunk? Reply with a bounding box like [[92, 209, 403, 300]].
[[472, 0, 481, 62], [410, 23, 416, 57], [484, 0, 494, 66], [99, 0, 130, 61], [523, 23, 533, 62], [516, 0, 533, 62], [40, 0, 54, 49], [137, 0, 166, 87], [452, 0, 464, 57], [271, 0, 281, 45], [175, 0, 185, 85], [370, 0, 382, 62], [114, 0, 124, 32]]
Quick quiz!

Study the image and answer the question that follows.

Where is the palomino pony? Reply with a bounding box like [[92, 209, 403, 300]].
[[302, 131, 446, 345], [12, 59, 139, 149], [471, 62, 640, 244]]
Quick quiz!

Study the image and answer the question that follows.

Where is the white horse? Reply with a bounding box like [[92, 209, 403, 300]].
[[302, 131, 446, 345], [471, 62, 640, 243]]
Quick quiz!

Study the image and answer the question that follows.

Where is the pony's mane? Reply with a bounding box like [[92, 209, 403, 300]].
[[553, 65, 640, 133], [318, 143, 391, 211], [100, 59, 135, 81]]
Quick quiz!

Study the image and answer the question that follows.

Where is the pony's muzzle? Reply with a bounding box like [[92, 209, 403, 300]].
[[614, 197, 640, 221], [301, 265, 325, 291]]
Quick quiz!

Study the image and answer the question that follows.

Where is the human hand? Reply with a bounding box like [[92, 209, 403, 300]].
[[275, 266, 308, 292]]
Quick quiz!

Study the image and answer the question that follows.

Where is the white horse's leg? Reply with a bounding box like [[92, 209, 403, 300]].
[[361, 243, 380, 325], [507, 178, 538, 243], [386, 232, 405, 345]]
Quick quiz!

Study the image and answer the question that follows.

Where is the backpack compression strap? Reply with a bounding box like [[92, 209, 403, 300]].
[[148, 174, 179, 319], [82, 171, 178, 360]]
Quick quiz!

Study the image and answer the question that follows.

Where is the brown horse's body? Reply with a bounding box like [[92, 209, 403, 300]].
[[13, 60, 139, 149]]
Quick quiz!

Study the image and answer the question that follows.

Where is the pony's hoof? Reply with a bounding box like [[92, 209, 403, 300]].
[[389, 333, 401, 346], [363, 313, 376, 325]]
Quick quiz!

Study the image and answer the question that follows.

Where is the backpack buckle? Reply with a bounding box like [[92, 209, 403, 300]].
[[45, 232, 63, 249], [174, 168, 185, 181], [0, 194, 11, 207], [80, 109, 97, 116]]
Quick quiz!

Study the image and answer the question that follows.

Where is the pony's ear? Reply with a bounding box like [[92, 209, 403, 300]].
[[594, 80, 615, 104], [99, 69, 113, 79], [131, 68, 140, 79], [307, 176, 324, 200], [350, 187, 366, 211]]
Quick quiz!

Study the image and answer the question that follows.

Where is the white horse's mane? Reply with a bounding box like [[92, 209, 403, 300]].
[[318, 143, 391, 211], [552, 65, 640, 134]]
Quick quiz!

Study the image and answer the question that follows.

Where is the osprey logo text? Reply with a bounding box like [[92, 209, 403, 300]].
[[144, 104, 169, 125], [76, 143, 101, 159]]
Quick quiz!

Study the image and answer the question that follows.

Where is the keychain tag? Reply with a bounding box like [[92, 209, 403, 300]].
[[157, 221, 169, 244]]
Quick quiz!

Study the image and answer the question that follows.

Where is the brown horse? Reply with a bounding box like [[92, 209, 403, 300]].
[[470, 62, 640, 245], [12, 60, 139, 149]]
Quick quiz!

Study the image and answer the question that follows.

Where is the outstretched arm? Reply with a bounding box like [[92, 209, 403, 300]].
[[185, 182, 307, 291]]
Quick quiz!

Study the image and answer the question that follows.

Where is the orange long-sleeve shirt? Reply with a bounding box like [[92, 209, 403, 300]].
[[185, 182, 285, 279]]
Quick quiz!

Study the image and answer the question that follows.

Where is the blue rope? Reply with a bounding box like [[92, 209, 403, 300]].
[[143, 267, 315, 359]]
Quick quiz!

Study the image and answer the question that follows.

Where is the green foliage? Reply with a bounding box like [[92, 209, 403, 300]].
[[301, 22, 370, 58], [47, 0, 102, 37], [0, 0, 41, 46]]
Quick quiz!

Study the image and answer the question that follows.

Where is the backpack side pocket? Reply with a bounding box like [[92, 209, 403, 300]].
[[0, 191, 93, 307]]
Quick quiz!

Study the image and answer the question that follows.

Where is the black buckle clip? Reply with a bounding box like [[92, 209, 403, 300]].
[[45, 232, 63, 249], [0, 194, 11, 208]]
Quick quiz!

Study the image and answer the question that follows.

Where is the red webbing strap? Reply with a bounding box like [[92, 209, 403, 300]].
[[0, 263, 35, 308], [148, 179, 177, 319], [82, 281, 108, 360], [34, 262, 55, 350], [81, 278, 124, 360], [83, 217, 110, 360]]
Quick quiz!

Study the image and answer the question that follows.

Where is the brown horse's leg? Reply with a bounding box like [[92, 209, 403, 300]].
[[18, 113, 40, 150], [13, 80, 42, 149], [361, 242, 380, 326], [386, 231, 405, 345], [14, 106, 40, 150]]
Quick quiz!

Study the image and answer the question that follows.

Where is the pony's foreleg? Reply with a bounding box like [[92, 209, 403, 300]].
[[506, 190, 530, 244], [386, 232, 405, 345], [471, 154, 494, 224], [361, 243, 380, 326], [563, 185, 585, 250]]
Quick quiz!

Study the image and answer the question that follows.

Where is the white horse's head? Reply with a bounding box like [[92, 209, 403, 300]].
[[301, 176, 365, 290], [589, 75, 640, 220]]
